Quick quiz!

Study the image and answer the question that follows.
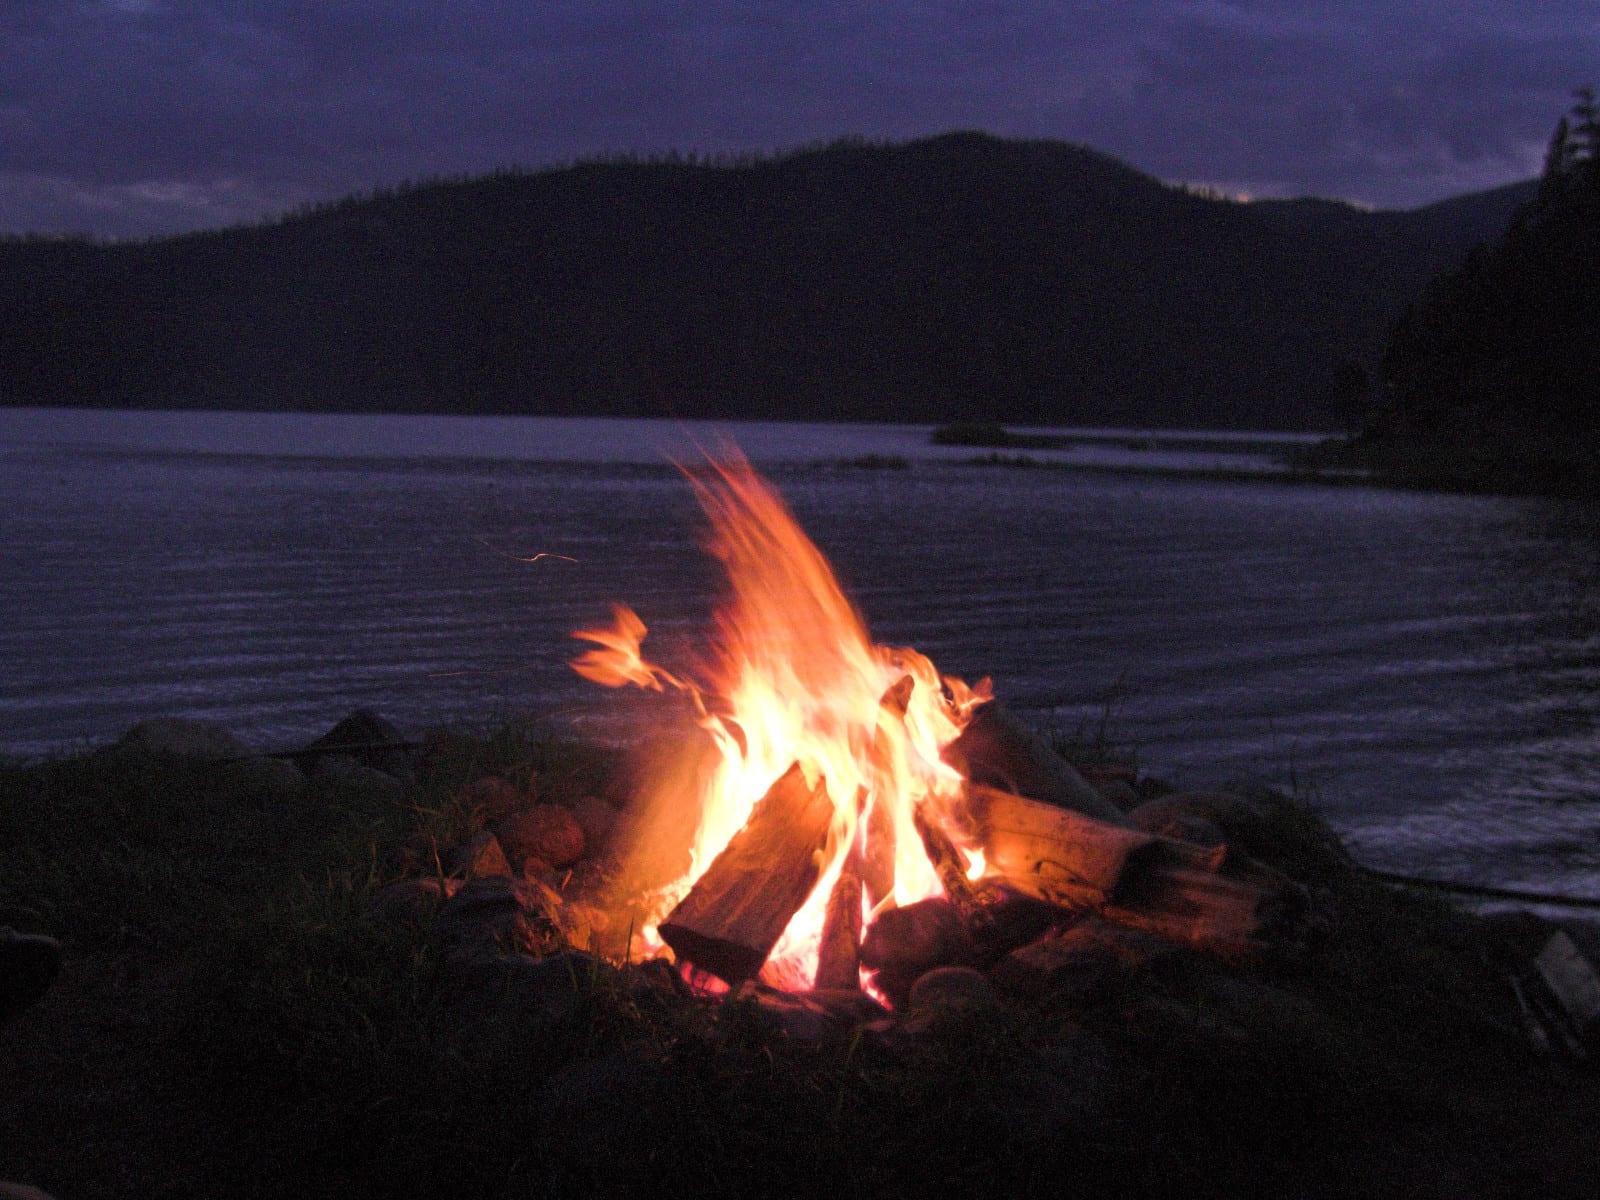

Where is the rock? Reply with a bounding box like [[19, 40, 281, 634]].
[[220, 755, 305, 799], [442, 830, 513, 880], [370, 878, 458, 926], [989, 915, 1186, 1004], [991, 921, 1122, 1005], [0, 928, 62, 1024], [808, 987, 890, 1024], [907, 966, 1000, 1017], [1090, 778, 1139, 812], [451, 775, 526, 823], [1079, 764, 1141, 813], [860, 898, 972, 1007], [570, 795, 618, 853], [971, 882, 1072, 964], [732, 982, 878, 1042], [312, 753, 405, 798], [626, 957, 693, 1013], [0, 1184, 58, 1200], [493, 805, 586, 870], [519, 856, 556, 885], [302, 709, 414, 781], [1135, 775, 1176, 802], [435, 877, 567, 960], [117, 717, 251, 760]]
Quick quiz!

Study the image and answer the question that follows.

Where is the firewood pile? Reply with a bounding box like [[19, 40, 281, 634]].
[[655, 700, 1315, 1014], [374, 700, 1327, 1037]]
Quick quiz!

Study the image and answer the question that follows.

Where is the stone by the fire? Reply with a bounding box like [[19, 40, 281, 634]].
[[906, 966, 1000, 1017], [443, 830, 513, 880], [569, 795, 617, 854], [435, 877, 566, 961], [453, 775, 525, 823], [115, 716, 253, 760], [860, 897, 973, 1006], [303, 709, 415, 781], [989, 915, 1191, 1004], [494, 804, 586, 869], [733, 982, 885, 1042], [442, 951, 609, 1035], [311, 753, 405, 798], [221, 754, 305, 800]]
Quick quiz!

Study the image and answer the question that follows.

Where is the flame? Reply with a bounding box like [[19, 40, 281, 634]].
[[572, 450, 990, 988]]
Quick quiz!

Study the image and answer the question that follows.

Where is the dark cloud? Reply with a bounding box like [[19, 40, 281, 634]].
[[2, 1, 1596, 236]]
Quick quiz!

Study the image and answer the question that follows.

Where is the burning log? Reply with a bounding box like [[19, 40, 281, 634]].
[[912, 802, 991, 930], [968, 785, 1155, 906], [968, 784, 1297, 961], [862, 674, 914, 909], [658, 762, 835, 985], [813, 858, 863, 990], [941, 701, 1129, 825]]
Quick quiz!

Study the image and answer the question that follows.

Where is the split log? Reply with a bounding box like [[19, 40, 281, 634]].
[[861, 674, 913, 908], [967, 784, 1160, 907], [1102, 852, 1293, 962], [968, 784, 1297, 961], [942, 702, 1129, 825], [813, 858, 863, 990], [912, 802, 992, 930], [659, 762, 834, 985]]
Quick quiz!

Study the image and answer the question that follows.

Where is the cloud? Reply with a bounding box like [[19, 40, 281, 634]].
[[1077, 2, 1599, 204], [2, 1, 1597, 235]]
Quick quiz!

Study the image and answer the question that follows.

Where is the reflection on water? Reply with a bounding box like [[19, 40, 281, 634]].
[[3, 409, 1598, 896]]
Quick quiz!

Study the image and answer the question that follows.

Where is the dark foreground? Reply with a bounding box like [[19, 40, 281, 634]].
[[2, 716, 1598, 1200]]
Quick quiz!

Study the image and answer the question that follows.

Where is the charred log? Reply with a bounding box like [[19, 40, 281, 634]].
[[968, 784, 1301, 961], [942, 701, 1129, 825], [658, 762, 835, 984]]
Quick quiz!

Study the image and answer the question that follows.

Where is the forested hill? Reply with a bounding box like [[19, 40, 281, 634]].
[[0, 133, 1535, 430]]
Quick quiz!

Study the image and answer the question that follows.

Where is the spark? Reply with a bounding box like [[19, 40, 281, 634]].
[[474, 535, 578, 565]]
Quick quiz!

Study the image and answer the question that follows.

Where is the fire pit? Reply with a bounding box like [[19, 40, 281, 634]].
[[566, 451, 1305, 1005]]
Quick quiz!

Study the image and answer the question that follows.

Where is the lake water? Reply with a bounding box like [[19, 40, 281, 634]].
[[4, 408, 1599, 898]]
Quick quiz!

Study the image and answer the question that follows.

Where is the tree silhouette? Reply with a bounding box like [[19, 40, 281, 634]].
[[1367, 85, 1600, 491]]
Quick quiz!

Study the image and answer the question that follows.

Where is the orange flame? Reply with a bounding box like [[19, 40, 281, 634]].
[[572, 451, 989, 988]]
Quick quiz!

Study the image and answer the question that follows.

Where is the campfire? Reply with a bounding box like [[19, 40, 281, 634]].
[[570, 452, 1302, 1004]]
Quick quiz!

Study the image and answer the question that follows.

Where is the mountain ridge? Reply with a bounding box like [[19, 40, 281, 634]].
[[0, 132, 1536, 430]]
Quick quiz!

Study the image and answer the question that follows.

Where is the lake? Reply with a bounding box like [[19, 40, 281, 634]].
[[4, 407, 1599, 898]]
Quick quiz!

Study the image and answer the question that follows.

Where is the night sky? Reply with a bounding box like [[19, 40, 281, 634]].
[[5, 1, 1598, 239]]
